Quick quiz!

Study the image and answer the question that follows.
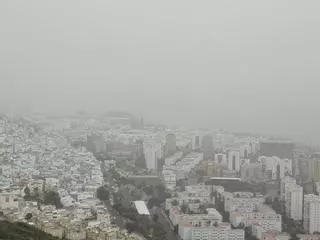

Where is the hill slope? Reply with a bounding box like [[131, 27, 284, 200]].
[[0, 220, 59, 240]]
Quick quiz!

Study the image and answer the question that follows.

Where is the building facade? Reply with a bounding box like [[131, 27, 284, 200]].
[[166, 133, 177, 156], [310, 153, 320, 182], [143, 141, 163, 170], [179, 222, 244, 240], [304, 194, 320, 234], [285, 184, 303, 221], [227, 149, 240, 172], [201, 134, 215, 160]]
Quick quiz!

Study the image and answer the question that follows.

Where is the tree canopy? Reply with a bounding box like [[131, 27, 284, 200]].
[[24, 186, 31, 199], [44, 191, 63, 209], [96, 186, 110, 201], [0, 221, 60, 240]]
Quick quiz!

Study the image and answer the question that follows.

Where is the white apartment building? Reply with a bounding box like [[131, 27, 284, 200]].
[[252, 225, 290, 240], [174, 209, 223, 227], [177, 186, 213, 212], [285, 184, 303, 221], [297, 234, 320, 240], [280, 159, 293, 179], [184, 185, 213, 203], [224, 193, 265, 212], [168, 204, 223, 227], [179, 221, 244, 240], [0, 192, 20, 210], [227, 149, 241, 172], [239, 143, 252, 159], [192, 135, 201, 150], [259, 156, 292, 180], [143, 141, 163, 170], [304, 194, 320, 234], [230, 211, 282, 232], [162, 169, 176, 190], [280, 176, 296, 200]]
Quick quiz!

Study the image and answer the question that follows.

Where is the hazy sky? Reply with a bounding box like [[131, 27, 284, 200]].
[[1, 1, 320, 142]]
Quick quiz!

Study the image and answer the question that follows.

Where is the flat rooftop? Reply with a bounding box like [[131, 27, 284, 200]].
[[134, 201, 150, 215]]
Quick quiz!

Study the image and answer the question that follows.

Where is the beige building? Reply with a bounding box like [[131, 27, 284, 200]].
[[0, 192, 20, 210]]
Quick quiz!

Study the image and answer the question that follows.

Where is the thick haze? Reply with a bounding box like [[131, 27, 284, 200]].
[[1, 1, 320, 142]]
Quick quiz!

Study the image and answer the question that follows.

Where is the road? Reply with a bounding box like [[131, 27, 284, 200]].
[[154, 207, 182, 240], [104, 197, 126, 230]]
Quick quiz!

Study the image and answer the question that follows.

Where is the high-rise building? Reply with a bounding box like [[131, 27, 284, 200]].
[[285, 184, 303, 221], [192, 135, 200, 151], [309, 153, 320, 182], [227, 149, 240, 172], [304, 194, 320, 234], [143, 141, 163, 171], [280, 176, 296, 200], [201, 134, 215, 160], [260, 140, 294, 159], [259, 156, 292, 180], [165, 133, 177, 156]]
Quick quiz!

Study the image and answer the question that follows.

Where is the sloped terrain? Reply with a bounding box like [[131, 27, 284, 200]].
[[0, 220, 59, 240]]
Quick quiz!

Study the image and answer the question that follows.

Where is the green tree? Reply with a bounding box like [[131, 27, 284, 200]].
[[171, 199, 179, 206], [148, 198, 161, 208], [90, 207, 98, 220], [25, 213, 32, 221], [180, 204, 189, 214], [33, 187, 40, 199], [24, 186, 31, 199], [143, 186, 154, 196], [236, 222, 245, 229], [96, 186, 110, 201], [152, 224, 167, 240], [135, 154, 146, 169], [61, 229, 67, 240], [44, 191, 63, 209], [155, 184, 169, 203], [152, 214, 159, 222], [176, 179, 186, 191], [198, 204, 207, 213]]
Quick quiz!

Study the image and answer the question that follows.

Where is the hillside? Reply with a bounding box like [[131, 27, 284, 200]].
[[0, 220, 59, 240]]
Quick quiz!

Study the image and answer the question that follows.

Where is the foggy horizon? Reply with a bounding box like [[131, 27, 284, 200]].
[[1, 0, 320, 143]]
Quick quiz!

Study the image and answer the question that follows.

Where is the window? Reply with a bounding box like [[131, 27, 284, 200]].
[[5, 196, 10, 203]]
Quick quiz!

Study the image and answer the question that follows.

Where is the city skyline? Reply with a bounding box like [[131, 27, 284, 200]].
[[1, 1, 320, 144], [3, 1, 320, 240]]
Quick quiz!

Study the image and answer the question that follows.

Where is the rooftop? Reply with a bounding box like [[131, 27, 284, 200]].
[[134, 201, 150, 216]]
